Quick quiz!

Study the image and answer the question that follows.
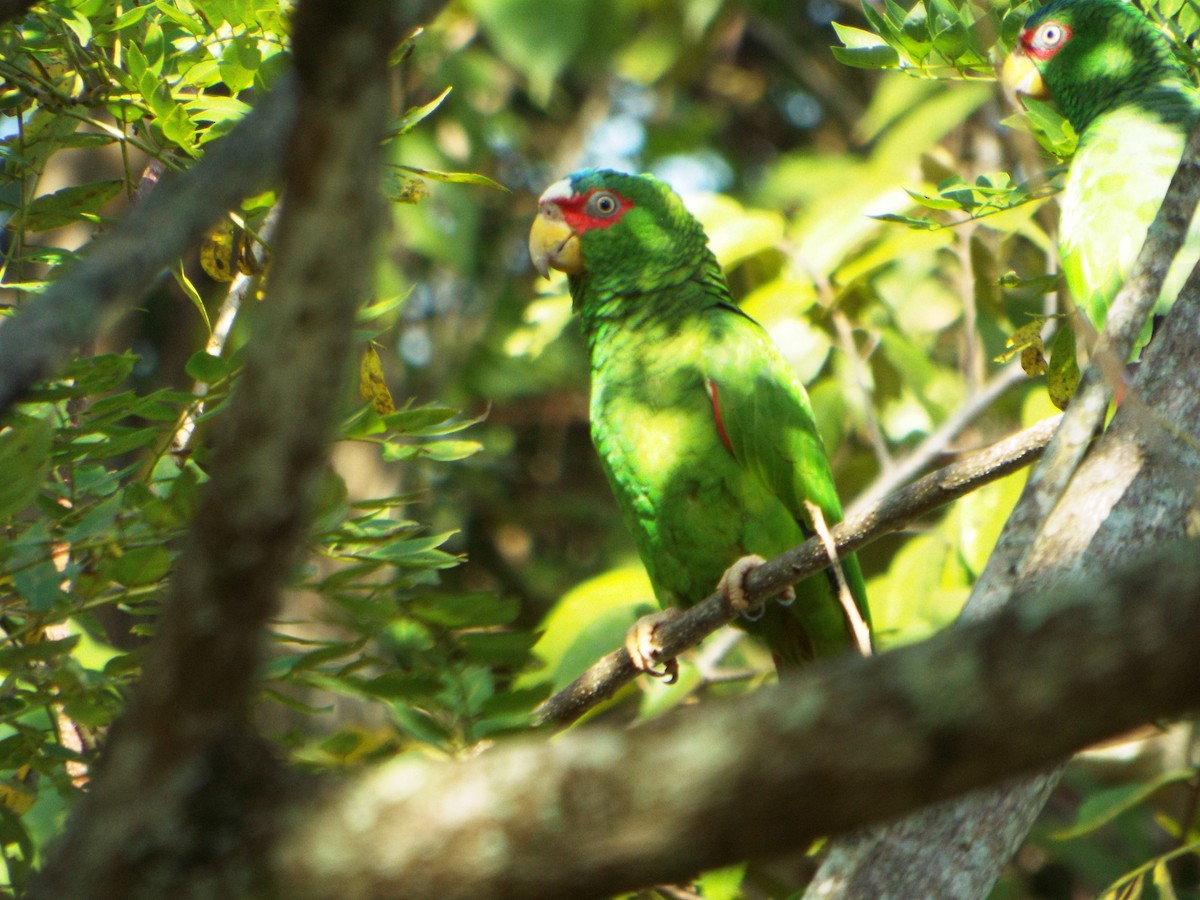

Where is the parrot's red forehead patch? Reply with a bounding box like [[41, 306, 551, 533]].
[[550, 188, 634, 233]]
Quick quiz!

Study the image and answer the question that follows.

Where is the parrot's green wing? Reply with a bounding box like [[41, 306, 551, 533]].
[[703, 301, 871, 664]]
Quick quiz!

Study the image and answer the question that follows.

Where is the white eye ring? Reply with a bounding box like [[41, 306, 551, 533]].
[[1034, 21, 1065, 49]]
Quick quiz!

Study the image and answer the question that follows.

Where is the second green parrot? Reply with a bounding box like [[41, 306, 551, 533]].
[[529, 169, 870, 676], [1003, 0, 1200, 341]]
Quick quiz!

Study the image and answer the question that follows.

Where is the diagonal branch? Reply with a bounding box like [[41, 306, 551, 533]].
[[535, 413, 1061, 727]]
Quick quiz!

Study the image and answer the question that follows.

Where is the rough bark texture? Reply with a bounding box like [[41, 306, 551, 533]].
[[271, 541, 1200, 900], [805, 122, 1200, 899], [25, 1, 442, 896]]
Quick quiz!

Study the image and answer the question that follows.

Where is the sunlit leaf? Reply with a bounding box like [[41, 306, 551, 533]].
[[389, 85, 451, 136], [393, 164, 508, 192]]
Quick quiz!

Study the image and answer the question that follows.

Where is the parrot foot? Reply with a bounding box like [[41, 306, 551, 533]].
[[624, 608, 683, 683], [718, 554, 794, 621]]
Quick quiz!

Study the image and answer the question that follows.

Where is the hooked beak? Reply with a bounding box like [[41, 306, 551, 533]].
[[1000, 48, 1048, 103], [529, 179, 583, 278]]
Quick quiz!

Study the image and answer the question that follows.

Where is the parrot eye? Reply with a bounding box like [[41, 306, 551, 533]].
[[1031, 21, 1069, 53], [588, 192, 620, 217]]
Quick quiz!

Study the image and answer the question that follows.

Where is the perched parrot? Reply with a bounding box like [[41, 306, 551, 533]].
[[1002, 0, 1200, 339], [528, 169, 871, 677]]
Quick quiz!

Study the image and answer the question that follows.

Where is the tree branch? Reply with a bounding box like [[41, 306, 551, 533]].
[[272, 539, 1200, 900], [535, 412, 1061, 727], [807, 118, 1200, 898]]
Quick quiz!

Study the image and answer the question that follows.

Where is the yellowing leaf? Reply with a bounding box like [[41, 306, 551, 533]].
[[359, 345, 396, 415], [1048, 322, 1081, 411], [0, 772, 36, 815], [201, 221, 238, 282], [996, 317, 1046, 376], [1021, 344, 1047, 377], [383, 173, 430, 205]]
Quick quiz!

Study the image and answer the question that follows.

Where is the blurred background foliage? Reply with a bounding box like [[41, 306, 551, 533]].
[[0, 0, 1196, 896]]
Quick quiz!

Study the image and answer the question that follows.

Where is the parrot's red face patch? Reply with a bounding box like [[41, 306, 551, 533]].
[[1020, 19, 1072, 61], [551, 188, 634, 234]]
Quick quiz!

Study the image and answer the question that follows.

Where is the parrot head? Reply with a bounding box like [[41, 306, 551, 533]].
[[1000, 0, 1192, 133], [529, 169, 709, 303]]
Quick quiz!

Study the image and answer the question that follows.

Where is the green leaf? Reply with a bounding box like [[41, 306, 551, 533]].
[[459, 631, 538, 668], [519, 565, 654, 693], [17, 180, 123, 232], [1051, 769, 1197, 840], [409, 592, 519, 628], [106, 546, 173, 587], [392, 165, 508, 192], [466, 0, 589, 104], [153, 1, 205, 36], [103, 5, 152, 32], [420, 439, 482, 461], [353, 671, 442, 701], [160, 103, 198, 152], [831, 23, 901, 68], [142, 20, 166, 72], [172, 262, 211, 332], [140, 68, 172, 118], [390, 86, 451, 136], [62, 10, 92, 46], [13, 559, 65, 612], [1011, 97, 1078, 157], [0, 417, 52, 520], [185, 350, 235, 384], [218, 35, 261, 92]]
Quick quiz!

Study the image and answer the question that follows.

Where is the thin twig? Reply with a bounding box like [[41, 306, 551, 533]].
[[170, 206, 279, 454], [805, 499, 871, 656]]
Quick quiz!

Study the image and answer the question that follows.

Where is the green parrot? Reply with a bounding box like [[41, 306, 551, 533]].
[[1002, 0, 1200, 339], [528, 169, 870, 677]]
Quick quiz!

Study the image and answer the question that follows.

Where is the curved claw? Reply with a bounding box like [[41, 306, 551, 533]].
[[625, 608, 682, 683]]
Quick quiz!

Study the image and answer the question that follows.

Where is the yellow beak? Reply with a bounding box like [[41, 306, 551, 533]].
[[529, 204, 582, 278], [1000, 50, 1048, 101]]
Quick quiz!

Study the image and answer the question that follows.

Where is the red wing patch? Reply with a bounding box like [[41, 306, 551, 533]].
[[706, 378, 735, 456]]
